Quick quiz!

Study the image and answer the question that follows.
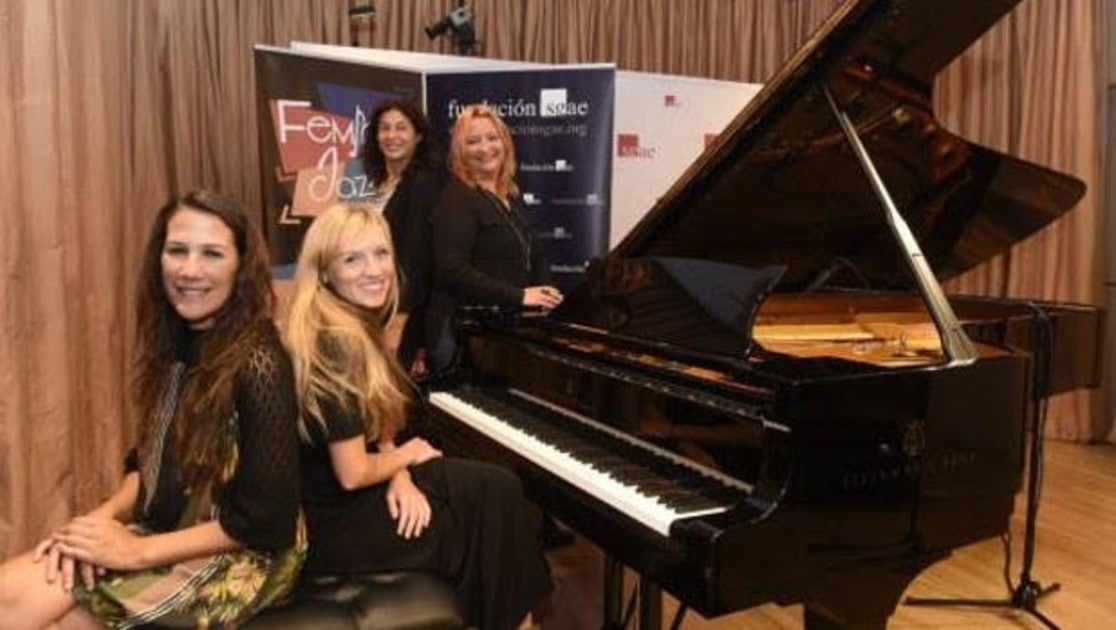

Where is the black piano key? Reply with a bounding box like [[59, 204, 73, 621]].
[[448, 387, 747, 512]]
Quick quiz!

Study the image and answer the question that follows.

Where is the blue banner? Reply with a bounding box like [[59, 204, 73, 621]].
[[425, 67, 614, 290]]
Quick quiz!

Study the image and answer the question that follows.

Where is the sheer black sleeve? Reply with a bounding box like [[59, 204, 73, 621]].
[[216, 325, 301, 551]]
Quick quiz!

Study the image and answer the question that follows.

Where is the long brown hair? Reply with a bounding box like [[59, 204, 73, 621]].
[[134, 190, 275, 491], [448, 104, 519, 199]]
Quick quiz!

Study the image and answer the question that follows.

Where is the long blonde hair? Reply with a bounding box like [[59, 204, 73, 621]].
[[449, 104, 519, 199], [284, 204, 409, 442]]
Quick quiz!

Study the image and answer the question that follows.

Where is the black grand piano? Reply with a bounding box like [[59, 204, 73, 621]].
[[424, 0, 1103, 628]]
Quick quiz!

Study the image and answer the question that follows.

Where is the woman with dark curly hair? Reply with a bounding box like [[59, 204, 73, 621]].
[[0, 191, 304, 629], [362, 99, 444, 375]]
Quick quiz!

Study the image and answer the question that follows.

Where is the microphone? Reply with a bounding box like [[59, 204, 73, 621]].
[[348, 4, 376, 20]]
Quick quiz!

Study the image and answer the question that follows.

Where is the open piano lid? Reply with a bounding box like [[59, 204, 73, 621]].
[[612, 0, 1086, 292]]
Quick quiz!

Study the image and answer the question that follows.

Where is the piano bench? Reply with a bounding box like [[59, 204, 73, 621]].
[[244, 571, 466, 630]]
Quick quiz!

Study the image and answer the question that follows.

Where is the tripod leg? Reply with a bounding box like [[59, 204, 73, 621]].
[[1012, 579, 1060, 608], [903, 306, 1062, 627], [1012, 580, 1061, 630], [1025, 605, 1061, 630]]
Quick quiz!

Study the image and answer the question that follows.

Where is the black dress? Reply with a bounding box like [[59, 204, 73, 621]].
[[383, 167, 442, 367], [426, 178, 551, 372], [298, 393, 552, 630]]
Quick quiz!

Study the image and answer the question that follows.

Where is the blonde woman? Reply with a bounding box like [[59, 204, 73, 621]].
[[285, 204, 550, 629]]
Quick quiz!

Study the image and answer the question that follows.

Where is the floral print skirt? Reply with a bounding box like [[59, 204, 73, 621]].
[[71, 523, 305, 629]]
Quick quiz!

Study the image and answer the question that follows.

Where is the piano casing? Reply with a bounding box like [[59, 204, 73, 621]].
[[424, 0, 1103, 628]]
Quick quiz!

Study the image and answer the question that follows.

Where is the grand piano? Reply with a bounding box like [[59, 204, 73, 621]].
[[423, 0, 1103, 628]]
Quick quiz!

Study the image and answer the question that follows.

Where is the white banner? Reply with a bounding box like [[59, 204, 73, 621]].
[[611, 71, 761, 247]]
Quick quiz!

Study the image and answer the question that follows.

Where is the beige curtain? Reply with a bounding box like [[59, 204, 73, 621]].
[[936, 1, 1107, 441], [353, 0, 844, 80], [1, 0, 1105, 555], [0, 0, 349, 556]]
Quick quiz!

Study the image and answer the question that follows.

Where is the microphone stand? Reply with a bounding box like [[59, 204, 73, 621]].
[[904, 303, 1060, 629]]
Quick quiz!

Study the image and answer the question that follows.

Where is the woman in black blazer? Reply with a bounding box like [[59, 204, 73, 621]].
[[427, 104, 563, 373], [362, 100, 443, 373]]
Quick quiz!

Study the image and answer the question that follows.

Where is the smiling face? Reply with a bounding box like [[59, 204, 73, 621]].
[[326, 223, 395, 311], [461, 116, 505, 181], [161, 207, 240, 329], [376, 108, 421, 169]]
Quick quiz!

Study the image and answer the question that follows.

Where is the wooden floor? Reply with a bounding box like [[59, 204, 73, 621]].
[[540, 440, 1116, 629]]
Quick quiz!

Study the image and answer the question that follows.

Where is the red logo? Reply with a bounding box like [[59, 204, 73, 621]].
[[269, 100, 357, 177], [616, 133, 657, 159], [664, 94, 680, 108]]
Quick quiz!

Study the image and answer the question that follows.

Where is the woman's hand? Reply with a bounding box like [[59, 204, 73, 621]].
[[386, 470, 432, 539], [403, 437, 442, 467], [409, 348, 429, 378], [34, 537, 81, 590], [51, 516, 149, 572], [523, 285, 563, 311], [34, 528, 106, 591]]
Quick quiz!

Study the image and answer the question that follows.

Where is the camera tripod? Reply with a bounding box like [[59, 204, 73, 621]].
[[905, 304, 1060, 629]]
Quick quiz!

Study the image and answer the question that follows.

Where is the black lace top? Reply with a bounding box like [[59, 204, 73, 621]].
[[124, 321, 301, 551]]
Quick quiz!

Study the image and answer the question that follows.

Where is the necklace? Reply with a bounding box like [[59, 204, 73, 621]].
[[481, 189, 531, 271]]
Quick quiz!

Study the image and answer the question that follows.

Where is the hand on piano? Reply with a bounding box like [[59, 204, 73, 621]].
[[386, 470, 432, 539], [522, 285, 563, 312]]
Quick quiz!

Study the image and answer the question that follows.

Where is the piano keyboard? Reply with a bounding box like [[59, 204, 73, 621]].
[[429, 386, 752, 537]]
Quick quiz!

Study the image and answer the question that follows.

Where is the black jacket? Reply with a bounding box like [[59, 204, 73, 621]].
[[383, 167, 442, 365], [426, 179, 550, 362]]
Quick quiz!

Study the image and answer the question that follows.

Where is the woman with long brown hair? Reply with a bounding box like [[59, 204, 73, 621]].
[[0, 190, 304, 628], [285, 203, 550, 630]]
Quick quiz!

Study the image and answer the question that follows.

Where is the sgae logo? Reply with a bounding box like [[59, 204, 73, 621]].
[[539, 88, 589, 117], [616, 133, 657, 159]]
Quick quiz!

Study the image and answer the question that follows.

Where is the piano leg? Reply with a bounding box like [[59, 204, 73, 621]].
[[601, 556, 663, 630], [637, 578, 662, 630], [801, 600, 896, 630], [801, 566, 913, 630], [603, 555, 624, 629]]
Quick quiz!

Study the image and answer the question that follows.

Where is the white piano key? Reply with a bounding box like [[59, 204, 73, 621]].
[[429, 390, 742, 537]]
